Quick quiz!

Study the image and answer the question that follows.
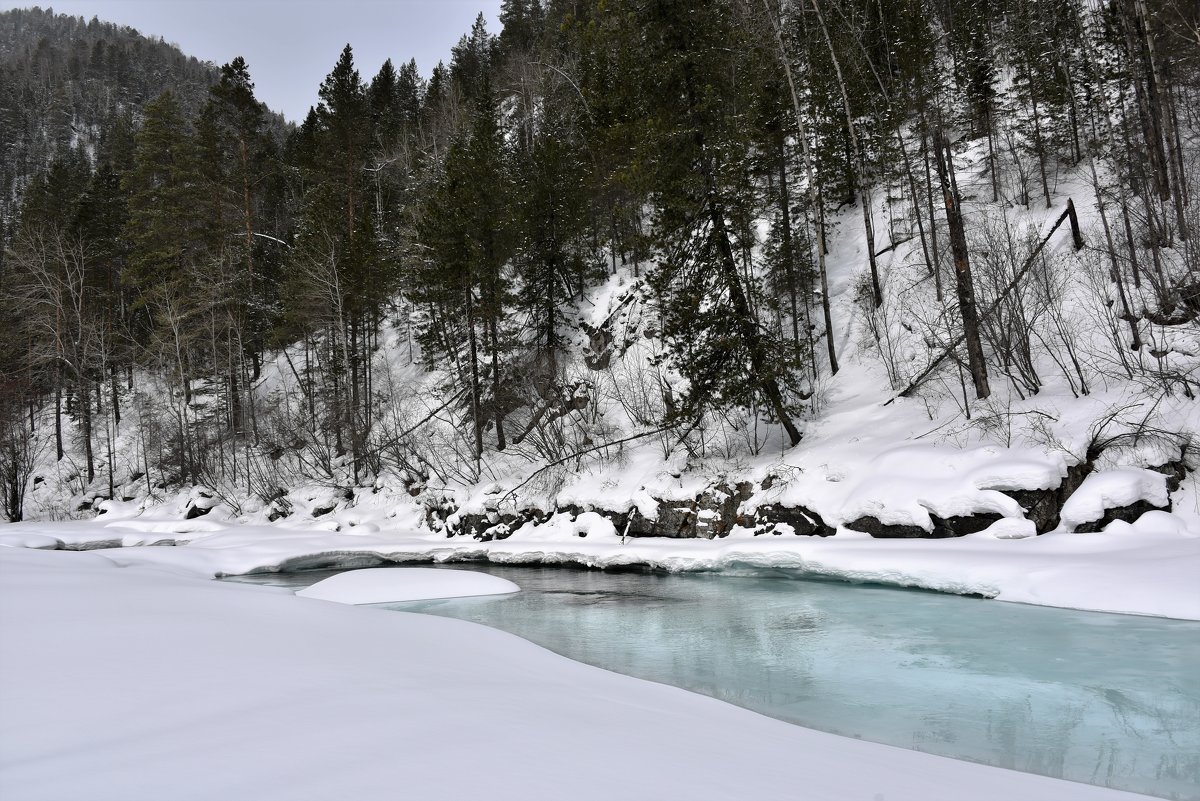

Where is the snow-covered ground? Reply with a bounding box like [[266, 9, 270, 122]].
[[0, 546, 1158, 801], [3, 504, 1198, 620]]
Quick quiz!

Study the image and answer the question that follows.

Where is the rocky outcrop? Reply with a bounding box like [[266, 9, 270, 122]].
[[420, 448, 1187, 542], [555, 483, 756, 540], [435, 506, 551, 541]]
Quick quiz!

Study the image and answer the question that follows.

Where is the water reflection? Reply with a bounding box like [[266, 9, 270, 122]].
[[230, 565, 1200, 800]]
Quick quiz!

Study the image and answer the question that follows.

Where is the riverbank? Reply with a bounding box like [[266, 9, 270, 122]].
[[0, 546, 1160, 801], [3, 510, 1198, 620]]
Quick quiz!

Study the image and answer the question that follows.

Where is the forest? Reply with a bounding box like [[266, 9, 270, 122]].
[[0, 0, 1197, 523]]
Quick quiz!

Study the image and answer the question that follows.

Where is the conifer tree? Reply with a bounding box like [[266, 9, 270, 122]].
[[515, 87, 592, 378], [123, 91, 203, 342]]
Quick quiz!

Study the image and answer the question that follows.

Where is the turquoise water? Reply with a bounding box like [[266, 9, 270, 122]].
[[233, 565, 1200, 799]]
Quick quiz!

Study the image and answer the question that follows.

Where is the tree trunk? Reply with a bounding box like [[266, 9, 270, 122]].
[[465, 288, 483, 459], [80, 375, 95, 483], [776, 136, 803, 349], [54, 382, 63, 461], [932, 127, 990, 400], [489, 312, 505, 451]]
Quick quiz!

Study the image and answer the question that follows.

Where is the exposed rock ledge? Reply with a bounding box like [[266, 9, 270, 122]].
[[427, 454, 1186, 542]]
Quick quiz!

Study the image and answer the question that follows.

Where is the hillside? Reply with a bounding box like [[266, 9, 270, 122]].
[[0, 6, 222, 235], [0, 0, 1197, 572]]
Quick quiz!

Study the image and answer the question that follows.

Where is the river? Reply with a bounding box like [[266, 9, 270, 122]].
[[229, 564, 1200, 799]]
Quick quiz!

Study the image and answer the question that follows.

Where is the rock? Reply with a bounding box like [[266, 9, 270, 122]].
[[752, 504, 834, 537], [930, 513, 1003, 538], [846, 512, 1012, 539], [843, 516, 936, 538], [311, 504, 337, 518], [1073, 499, 1169, 533], [581, 323, 613, 370], [447, 510, 529, 541], [479, 514, 522, 541], [999, 488, 1060, 534], [649, 502, 695, 538], [997, 461, 1094, 534], [1058, 461, 1093, 505], [1147, 458, 1188, 492], [184, 503, 211, 520]]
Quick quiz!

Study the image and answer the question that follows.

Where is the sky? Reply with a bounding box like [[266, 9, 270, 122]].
[[2, 0, 503, 122]]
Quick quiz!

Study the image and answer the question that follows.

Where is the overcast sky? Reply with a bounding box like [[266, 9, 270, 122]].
[[3, 0, 503, 121]]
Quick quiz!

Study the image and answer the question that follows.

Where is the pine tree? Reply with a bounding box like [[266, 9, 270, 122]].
[[450, 14, 495, 101], [515, 86, 592, 378], [123, 91, 203, 341]]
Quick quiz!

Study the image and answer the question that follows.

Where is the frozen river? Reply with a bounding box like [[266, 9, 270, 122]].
[[232, 564, 1200, 800]]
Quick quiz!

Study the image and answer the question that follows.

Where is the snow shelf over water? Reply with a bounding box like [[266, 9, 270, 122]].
[[295, 566, 518, 604]]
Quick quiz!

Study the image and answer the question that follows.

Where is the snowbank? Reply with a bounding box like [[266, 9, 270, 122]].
[[0, 547, 1152, 801], [295, 566, 518, 604]]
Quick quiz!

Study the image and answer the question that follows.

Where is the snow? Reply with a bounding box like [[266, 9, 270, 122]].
[[295, 566, 518, 604], [0, 547, 1154, 801]]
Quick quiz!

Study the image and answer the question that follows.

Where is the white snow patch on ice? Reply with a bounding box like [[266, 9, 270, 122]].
[[295, 566, 518, 604]]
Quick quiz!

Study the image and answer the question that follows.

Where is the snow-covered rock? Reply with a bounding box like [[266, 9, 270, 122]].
[[1060, 469, 1170, 532]]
